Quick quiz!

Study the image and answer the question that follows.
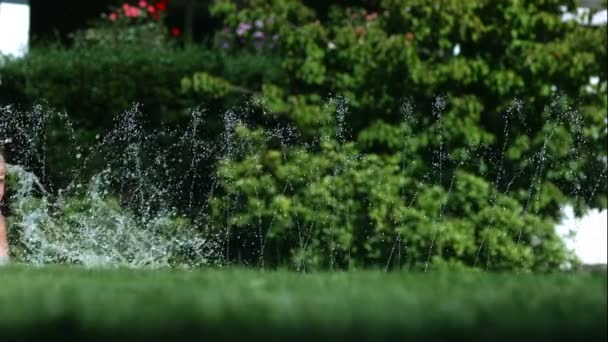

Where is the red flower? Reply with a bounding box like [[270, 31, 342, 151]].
[[156, 1, 167, 11], [171, 27, 181, 37]]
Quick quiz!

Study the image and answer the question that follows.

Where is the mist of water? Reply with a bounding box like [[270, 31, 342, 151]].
[[0, 96, 601, 269]]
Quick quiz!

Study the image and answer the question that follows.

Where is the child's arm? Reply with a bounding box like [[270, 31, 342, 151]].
[[0, 214, 8, 261], [0, 170, 8, 261]]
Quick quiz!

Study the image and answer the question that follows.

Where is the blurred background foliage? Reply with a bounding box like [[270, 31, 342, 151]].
[[0, 0, 606, 270]]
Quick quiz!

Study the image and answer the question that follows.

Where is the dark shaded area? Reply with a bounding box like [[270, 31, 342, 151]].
[[28, 0, 223, 43], [29, 0, 119, 42], [5, 323, 605, 342], [27, 1, 384, 43]]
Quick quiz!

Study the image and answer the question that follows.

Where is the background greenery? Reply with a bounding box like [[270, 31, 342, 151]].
[[0, 0, 606, 270]]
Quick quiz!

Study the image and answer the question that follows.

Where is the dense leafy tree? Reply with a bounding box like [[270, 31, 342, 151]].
[[202, 0, 606, 269], [0, 0, 605, 270]]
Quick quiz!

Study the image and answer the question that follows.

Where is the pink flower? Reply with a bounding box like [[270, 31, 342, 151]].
[[139, 0, 148, 8], [123, 4, 140, 18], [147, 5, 156, 13], [109, 12, 118, 21], [365, 12, 378, 21]]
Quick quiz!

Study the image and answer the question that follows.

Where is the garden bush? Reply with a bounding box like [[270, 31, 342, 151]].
[[209, 121, 575, 271], [205, 0, 606, 213], [0, 0, 605, 270], [200, 0, 606, 270], [0, 43, 284, 188], [0, 44, 284, 129]]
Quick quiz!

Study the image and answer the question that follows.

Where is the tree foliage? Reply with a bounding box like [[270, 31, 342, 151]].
[[202, 0, 606, 269], [0, 0, 605, 270]]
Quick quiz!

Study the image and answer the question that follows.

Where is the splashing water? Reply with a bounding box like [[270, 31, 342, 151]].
[[0, 96, 603, 270], [1, 105, 216, 268], [6, 164, 212, 268]]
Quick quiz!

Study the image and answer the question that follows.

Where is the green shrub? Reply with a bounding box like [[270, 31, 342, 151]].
[[205, 0, 606, 214], [0, 44, 284, 188], [209, 124, 576, 271], [1, 0, 605, 271], [199, 0, 606, 270], [0, 44, 283, 128]]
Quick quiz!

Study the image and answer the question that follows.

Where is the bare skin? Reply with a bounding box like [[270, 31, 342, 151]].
[[0, 159, 8, 261]]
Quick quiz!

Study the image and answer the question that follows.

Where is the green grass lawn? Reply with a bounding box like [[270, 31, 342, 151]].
[[0, 265, 606, 341]]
